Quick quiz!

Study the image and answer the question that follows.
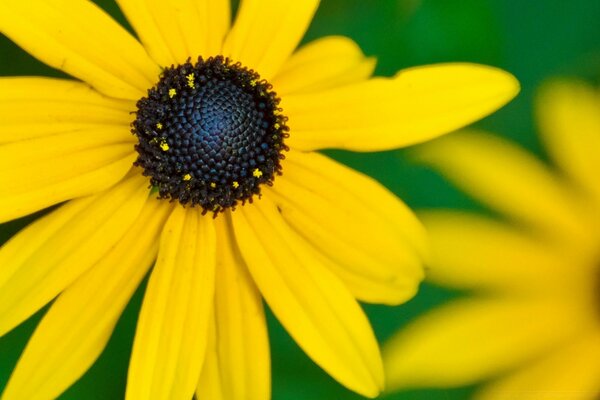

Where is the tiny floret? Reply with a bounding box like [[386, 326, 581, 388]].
[[253, 168, 263, 178], [168, 88, 177, 98], [183, 174, 192, 181], [159, 139, 170, 151], [186, 73, 196, 89]]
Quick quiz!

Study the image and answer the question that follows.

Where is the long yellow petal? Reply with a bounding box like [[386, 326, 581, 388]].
[[269, 150, 425, 305], [196, 216, 270, 400], [477, 331, 600, 400], [195, 317, 224, 400], [414, 130, 592, 247], [0, 128, 136, 222], [232, 197, 383, 398], [419, 210, 578, 294], [116, 0, 230, 66], [222, 0, 320, 80], [1, 199, 172, 400], [272, 36, 376, 95], [0, 0, 158, 99], [126, 207, 216, 400], [537, 80, 600, 207], [0, 77, 133, 144], [283, 63, 519, 152], [383, 298, 585, 391], [0, 174, 149, 337]]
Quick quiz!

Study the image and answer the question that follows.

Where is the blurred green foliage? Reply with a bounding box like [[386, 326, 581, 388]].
[[0, 0, 599, 399]]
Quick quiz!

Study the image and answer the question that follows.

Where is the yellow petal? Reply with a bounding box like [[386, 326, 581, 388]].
[[383, 298, 584, 391], [232, 197, 383, 398], [272, 36, 376, 95], [196, 216, 270, 400], [195, 317, 225, 400], [116, 0, 230, 66], [2, 198, 172, 400], [283, 63, 519, 152], [477, 331, 600, 400], [414, 130, 591, 247], [0, 174, 149, 337], [126, 207, 216, 400], [420, 210, 576, 294], [0, 77, 134, 144], [0, 0, 158, 99], [537, 80, 600, 206], [269, 150, 425, 305], [223, 0, 320, 80], [0, 128, 136, 222]]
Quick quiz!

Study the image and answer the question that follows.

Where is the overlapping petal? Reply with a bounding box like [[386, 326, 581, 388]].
[[232, 197, 383, 398], [0, 77, 133, 144], [414, 130, 592, 247], [283, 64, 519, 152], [196, 217, 270, 400], [223, 0, 320, 80], [194, 318, 225, 400], [1, 198, 172, 400], [478, 331, 600, 400], [383, 298, 585, 390], [268, 150, 425, 305], [0, 0, 158, 99], [537, 81, 600, 206], [272, 36, 376, 95], [419, 211, 576, 293], [0, 174, 149, 337], [0, 127, 136, 222], [126, 207, 216, 400], [116, 0, 230, 66]]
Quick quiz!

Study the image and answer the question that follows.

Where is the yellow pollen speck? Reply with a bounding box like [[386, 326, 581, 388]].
[[156, 122, 163, 130], [253, 168, 263, 178], [183, 174, 192, 181], [210, 182, 217, 188], [186, 73, 196, 89], [274, 123, 280, 129], [232, 181, 239, 188], [250, 79, 258, 87], [159, 139, 169, 151], [169, 88, 177, 98]]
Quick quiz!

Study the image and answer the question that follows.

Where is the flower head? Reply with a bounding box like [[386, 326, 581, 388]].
[[0, 1, 518, 399], [383, 80, 600, 399]]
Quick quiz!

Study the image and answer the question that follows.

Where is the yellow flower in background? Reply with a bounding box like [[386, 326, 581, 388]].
[[0, 0, 518, 399], [383, 80, 600, 399]]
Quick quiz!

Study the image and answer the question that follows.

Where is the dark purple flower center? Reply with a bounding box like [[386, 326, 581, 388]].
[[133, 56, 289, 214]]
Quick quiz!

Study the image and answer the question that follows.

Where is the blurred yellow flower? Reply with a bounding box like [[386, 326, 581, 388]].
[[0, 0, 518, 399], [383, 80, 600, 399]]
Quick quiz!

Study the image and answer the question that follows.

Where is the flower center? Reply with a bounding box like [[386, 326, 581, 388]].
[[132, 56, 289, 214]]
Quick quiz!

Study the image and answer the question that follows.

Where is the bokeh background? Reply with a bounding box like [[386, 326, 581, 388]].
[[1, 0, 599, 399]]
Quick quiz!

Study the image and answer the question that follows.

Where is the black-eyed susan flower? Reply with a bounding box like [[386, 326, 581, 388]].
[[383, 80, 600, 399], [0, 1, 518, 399]]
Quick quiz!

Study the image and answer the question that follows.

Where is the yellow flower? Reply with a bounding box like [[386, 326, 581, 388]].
[[383, 80, 600, 399], [0, 1, 518, 399]]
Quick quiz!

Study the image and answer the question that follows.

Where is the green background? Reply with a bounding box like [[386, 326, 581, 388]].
[[1, 0, 599, 399]]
